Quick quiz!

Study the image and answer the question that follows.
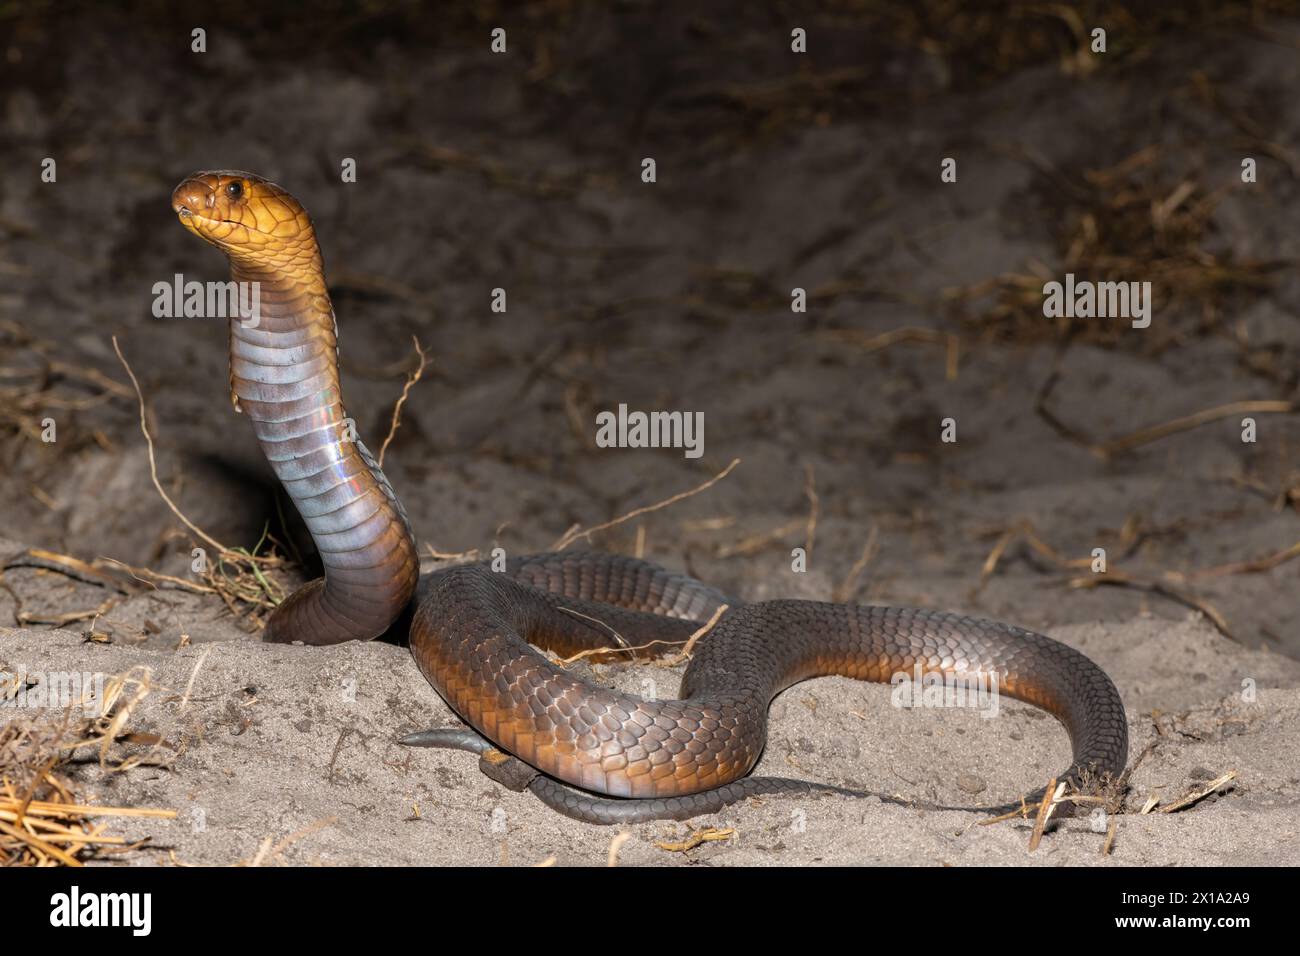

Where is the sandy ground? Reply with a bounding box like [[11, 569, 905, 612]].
[[2, 544, 1298, 866], [3, 4, 1300, 865]]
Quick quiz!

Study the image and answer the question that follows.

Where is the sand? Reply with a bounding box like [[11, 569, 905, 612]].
[[2, 537, 1298, 865]]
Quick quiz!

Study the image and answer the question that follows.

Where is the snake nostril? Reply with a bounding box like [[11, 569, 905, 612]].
[[171, 179, 214, 220]]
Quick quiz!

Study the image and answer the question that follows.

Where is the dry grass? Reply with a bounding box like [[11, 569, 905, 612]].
[[857, 1, 1297, 83], [5, 327, 432, 635], [0, 668, 177, 866], [0, 326, 286, 632], [554, 601, 729, 668], [377, 335, 430, 467], [623, 0, 1300, 147], [974, 518, 1241, 641], [655, 826, 735, 853], [819, 327, 960, 381], [0, 318, 129, 455], [946, 145, 1284, 352], [551, 458, 741, 551], [112, 336, 292, 632], [1147, 769, 1239, 814]]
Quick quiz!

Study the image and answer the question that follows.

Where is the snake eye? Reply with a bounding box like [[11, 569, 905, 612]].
[[225, 181, 244, 201]]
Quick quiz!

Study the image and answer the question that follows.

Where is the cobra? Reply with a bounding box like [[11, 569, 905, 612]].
[[171, 170, 1128, 824]]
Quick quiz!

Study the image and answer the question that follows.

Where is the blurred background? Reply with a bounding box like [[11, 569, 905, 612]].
[[3, 0, 1300, 658]]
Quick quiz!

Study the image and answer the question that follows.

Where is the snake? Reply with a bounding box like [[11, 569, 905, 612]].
[[170, 170, 1129, 825]]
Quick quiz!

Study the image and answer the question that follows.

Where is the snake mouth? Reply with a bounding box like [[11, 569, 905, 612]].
[[174, 205, 277, 239]]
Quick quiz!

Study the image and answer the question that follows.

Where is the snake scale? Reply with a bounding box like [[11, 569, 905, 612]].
[[171, 170, 1128, 824]]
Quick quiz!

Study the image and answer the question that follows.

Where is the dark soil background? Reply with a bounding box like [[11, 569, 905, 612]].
[[3, 0, 1300, 657]]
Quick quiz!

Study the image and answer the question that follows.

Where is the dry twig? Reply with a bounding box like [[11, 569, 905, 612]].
[[552, 459, 740, 551], [377, 335, 429, 467]]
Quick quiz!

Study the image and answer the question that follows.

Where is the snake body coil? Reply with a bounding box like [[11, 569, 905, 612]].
[[172, 171, 1129, 823]]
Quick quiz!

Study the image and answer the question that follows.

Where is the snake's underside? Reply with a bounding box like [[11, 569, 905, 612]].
[[171, 170, 1130, 825]]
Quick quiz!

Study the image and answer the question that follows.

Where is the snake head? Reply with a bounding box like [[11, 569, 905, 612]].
[[171, 170, 317, 268]]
